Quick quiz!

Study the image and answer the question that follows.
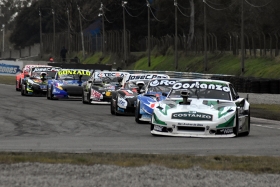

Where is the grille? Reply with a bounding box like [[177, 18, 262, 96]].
[[177, 126, 205, 132]]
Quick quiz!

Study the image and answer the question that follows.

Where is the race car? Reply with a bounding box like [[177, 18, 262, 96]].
[[135, 78, 181, 123], [82, 71, 129, 104], [46, 69, 91, 100], [150, 79, 250, 138], [110, 73, 170, 116], [16, 64, 52, 91], [20, 66, 61, 96]]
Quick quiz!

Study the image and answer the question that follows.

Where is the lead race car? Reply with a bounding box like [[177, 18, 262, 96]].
[[82, 71, 129, 104], [135, 78, 181, 123], [46, 69, 91, 100], [21, 66, 61, 96], [111, 73, 170, 116], [151, 79, 250, 138]]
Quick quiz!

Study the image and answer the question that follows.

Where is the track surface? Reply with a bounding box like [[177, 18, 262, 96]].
[[0, 84, 280, 156]]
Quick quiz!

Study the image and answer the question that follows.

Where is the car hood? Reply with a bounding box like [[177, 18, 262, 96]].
[[154, 98, 237, 121]]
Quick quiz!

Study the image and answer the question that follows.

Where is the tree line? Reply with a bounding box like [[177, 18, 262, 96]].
[[4, 0, 280, 52]]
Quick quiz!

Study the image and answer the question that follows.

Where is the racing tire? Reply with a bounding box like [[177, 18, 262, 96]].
[[110, 99, 116, 115], [114, 96, 120, 116], [16, 80, 20, 91], [82, 91, 87, 104], [47, 86, 50, 100], [135, 101, 145, 124], [50, 85, 55, 100], [240, 108, 250, 137], [233, 112, 239, 137], [21, 84, 25, 96]]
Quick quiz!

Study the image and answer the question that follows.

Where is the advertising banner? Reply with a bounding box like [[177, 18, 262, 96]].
[[0, 60, 23, 76]]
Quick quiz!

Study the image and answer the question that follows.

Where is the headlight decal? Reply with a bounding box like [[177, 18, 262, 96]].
[[216, 115, 235, 128], [218, 107, 234, 118], [153, 114, 167, 126]]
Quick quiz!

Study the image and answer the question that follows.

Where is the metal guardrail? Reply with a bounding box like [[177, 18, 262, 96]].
[[124, 70, 231, 79]]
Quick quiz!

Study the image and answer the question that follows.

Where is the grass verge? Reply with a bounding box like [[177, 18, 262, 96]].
[[0, 152, 279, 174]]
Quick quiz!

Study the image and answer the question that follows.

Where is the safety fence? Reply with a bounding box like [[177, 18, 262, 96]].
[[125, 70, 280, 94]]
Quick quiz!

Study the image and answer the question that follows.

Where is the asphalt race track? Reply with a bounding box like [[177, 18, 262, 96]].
[[0, 84, 280, 156]]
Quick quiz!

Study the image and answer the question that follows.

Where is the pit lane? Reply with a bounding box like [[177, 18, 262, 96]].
[[0, 84, 280, 156]]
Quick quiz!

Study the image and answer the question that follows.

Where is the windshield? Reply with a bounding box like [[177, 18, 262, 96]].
[[147, 84, 172, 94], [31, 71, 57, 79], [169, 81, 231, 100]]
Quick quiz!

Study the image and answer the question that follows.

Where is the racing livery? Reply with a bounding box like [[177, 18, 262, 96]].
[[82, 71, 129, 104], [46, 69, 91, 100], [16, 64, 52, 91], [20, 66, 60, 96], [151, 79, 250, 138], [111, 73, 170, 116], [135, 78, 180, 123]]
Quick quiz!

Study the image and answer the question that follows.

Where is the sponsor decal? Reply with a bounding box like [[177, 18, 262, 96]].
[[126, 74, 169, 82], [154, 125, 163, 132], [96, 72, 127, 78], [172, 111, 213, 121], [118, 98, 127, 108], [177, 123, 203, 127], [149, 79, 177, 87], [125, 95, 135, 99], [58, 69, 91, 76], [105, 91, 111, 96], [33, 67, 60, 72], [91, 89, 102, 100], [216, 128, 233, 135], [141, 114, 151, 119], [172, 82, 230, 92], [0, 63, 21, 74]]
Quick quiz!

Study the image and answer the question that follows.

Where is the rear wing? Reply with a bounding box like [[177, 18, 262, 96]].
[[120, 73, 170, 86], [93, 71, 130, 80]]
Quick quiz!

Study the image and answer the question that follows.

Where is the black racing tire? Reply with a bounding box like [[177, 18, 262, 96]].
[[240, 108, 250, 136], [47, 85, 50, 100], [233, 112, 239, 137], [50, 85, 55, 100], [16, 80, 20, 91], [115, 96, 120, 116], [135, 101, 145, 124], [21, 84, 25, 96], [110, 99, 116, 115], [82, 90, 87, 104]]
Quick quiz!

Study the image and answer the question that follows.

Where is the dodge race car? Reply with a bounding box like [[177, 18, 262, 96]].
[[20, 66, 60, 96], [110, 73, 170, 116], [82, 71, 129, 104], [135, 78, 180, 123], [150, 79, 250, 138], [46, 69, 91, 100]]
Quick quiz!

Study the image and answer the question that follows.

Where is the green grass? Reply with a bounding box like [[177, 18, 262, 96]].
[[0, 75, 15, 85], [82, 51, 280, 79], [0, 152, 279, 174]]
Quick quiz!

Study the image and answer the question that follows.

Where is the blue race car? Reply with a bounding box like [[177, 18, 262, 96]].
[[46, 69, 91, 100], [135, 78, 180, 123]]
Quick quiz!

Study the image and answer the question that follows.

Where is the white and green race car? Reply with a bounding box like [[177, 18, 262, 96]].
[[151, 79, 250, 138]]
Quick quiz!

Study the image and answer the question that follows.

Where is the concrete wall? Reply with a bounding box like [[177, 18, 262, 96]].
[[0, 43, 40, 59]]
